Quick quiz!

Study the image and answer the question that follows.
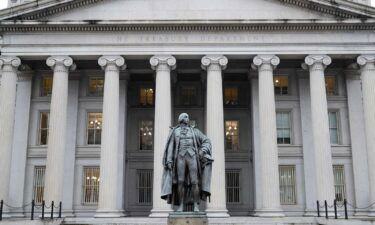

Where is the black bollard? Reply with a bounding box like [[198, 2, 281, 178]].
[[51, 201, 54, 219], [42, 200, 45, 220], [58, 202, 62, 218], [324, 200, 328, 219], [344, 199, 348, 219], [317, 200, 320, 217], [334, 200, 337, 219], [31, 200, 35, 220], [0, 200, 3, 221]]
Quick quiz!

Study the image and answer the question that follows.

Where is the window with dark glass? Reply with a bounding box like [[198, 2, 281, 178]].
[[224, 87, 238, 105], [139, 88, 154, 106], [38, 112, 49, 145], [276, 112, 291, 144], [180, 86, 197, 105], [87, 113, 102, 145], [139, 120, 153, 150], [41, 77, 53, 97], [225, 120, 239, 151], [325, 76, 337, 96], [273, 76, 289, 95], [137, 169, 153, 204], [88, 78, 104, 96], [226, 169, 241, 203]]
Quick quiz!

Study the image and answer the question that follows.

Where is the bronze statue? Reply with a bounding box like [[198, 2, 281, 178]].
[[161, 113, 213, 212]]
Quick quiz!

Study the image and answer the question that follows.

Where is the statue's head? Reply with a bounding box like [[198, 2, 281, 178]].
[[178, 113, 189, 125]]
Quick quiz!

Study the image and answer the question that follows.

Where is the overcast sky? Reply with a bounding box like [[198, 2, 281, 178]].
[[0, 0, 373, 11]]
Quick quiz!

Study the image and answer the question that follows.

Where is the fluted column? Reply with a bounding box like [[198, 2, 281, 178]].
[[252, 55, 284, 217], [202, 55, 229, 218], [95, 56, 126, 218], [0, 56, 21, 216], [149, 55, 176, 218], [302, 55, 335, 204], [44, 56, 75, 207], [357, 55, 375, 216]]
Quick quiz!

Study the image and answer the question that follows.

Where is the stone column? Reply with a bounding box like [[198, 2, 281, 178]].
[[0, 56, 21, 217], [302, 55, 335, 204], [252, 55, 284, 217], [95, 56, 126, 218], [149, 55, 176, 218], [201, 55, 229, 218], [357, 55, 375, 216], [44, 56, 75, 207]]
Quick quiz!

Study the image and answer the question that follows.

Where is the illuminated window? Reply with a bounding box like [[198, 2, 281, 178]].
[[329, 111, 339, 145], [224, 87, 238, 105], [38, 112, 49, 145], [226, 169, 241, 203], [41, 77, 53, 97], [180, 86, 197, 105], [137, 170, 153, 204], [279, 165, 297, 205], [88, 78, 104, 96], [82, 167, 100, 205], [276, 112, 291, 144], [140, 88, 154, 106], [325, 76, 337, 96], [32, 166, 45, 204], [225, 120, 239, 151], [273, 76, 289, 95], [139, 120, 153, 150], [87, 113, 102, 145], [333, 165, 346, 203]]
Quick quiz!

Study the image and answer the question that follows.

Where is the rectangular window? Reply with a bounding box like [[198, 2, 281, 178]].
[[276, 112, 291, 144], [226, 170, 241, 203], [87, 112, 102, 145], [180, 86, 197, 105], [38, 112, 49, 145], [329, 111, 339, 145], [224, 87, 238, 105], [139, 88, 154, 106], [225, 120, 239, 151], [82, 167, 100, 205], [274, 76, 289, 95], [333, 165, 346, 203], [88, 78, 104, 96], [279, 165, 297, 205], [41, 77, 53, 97], [139, 120, 154, 150], [325, 76, 337, 96], [33, 166, 45, 204], [137, 170, 153, 204]]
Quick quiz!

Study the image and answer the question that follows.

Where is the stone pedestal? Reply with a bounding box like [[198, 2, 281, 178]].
[[168, 212, 208, 225]]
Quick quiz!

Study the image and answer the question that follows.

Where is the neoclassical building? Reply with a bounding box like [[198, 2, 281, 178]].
[[0, 0, 375, 224]]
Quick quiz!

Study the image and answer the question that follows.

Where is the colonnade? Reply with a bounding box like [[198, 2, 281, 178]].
[[0, 54, 374, 217]]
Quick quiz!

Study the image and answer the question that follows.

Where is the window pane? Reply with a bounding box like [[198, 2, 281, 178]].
[[33, 166, 45, 204], [333, 165, 346, 202], [274, 76, 289, 95], [140, 88, 154, 106], [329, 112, 339, 144], [82, 167, 100, 205], [88, 78, 104, 96], [137, 170, 153, 204], [224, 87, 239, 105], [87, 113, 102, 145], [41, 77, 53, 97], [276, 112, 291, 144], [279, 165, 296, 205], [226, 170, 241, 203], [39, 112, 49, 145], [181, 86, 197, 105], [225, 120, 239, 151], [325, 76, 336, 96], [140, 120, 154, 150]]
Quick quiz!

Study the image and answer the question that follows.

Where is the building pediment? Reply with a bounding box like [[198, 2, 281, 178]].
[[0, 0, 374, 21]]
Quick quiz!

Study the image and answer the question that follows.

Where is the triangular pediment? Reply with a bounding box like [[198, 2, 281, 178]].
[[0, 0, 374, 21]]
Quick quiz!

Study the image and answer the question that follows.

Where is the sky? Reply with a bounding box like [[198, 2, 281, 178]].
[[0, 0, 373, 11]]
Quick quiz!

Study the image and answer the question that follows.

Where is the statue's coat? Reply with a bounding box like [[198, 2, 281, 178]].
[[161, 125, 213, 206]]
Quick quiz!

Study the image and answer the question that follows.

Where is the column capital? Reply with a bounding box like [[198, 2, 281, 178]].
[[251, 55, 279, 71], [201, 55, 228, 71], [302, 55, 331, 71], [357, 55, 375, 71], [0, 56, 21, 71], [47, 56, 76, 72], [150, 55, 176, 71], [98, 55, 126, 72]]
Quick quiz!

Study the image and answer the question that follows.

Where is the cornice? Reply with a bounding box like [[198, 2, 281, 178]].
[[1, 19, 375, 32]]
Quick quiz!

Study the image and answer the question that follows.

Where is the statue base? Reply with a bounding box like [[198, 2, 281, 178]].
[[168, 212, 208, 225]]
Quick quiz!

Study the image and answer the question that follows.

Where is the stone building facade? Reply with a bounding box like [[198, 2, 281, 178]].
[[0, 0, 374, 223]]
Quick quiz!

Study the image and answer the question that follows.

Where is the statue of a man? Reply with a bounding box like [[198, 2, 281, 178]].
[[161, 113, 213, 212]]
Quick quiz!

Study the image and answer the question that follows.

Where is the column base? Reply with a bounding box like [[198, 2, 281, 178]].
[[304, 210, 318, 217], [206, 209, 230, 218], [257, 208, 285, 217], [94, 209, 125, 218], [368, 209, 375, 217], [149, 208, 173, 218]]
